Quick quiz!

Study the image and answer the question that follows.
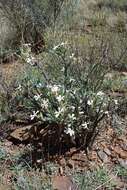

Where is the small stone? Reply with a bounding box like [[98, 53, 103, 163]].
[[52, 176, 79, 190], [109, 146, 114, 151], [118, 159, 127, 169], [120, 144, 127, 151], [104, 148, 111, 156], [97, 150, 108, 163], [67, 160, 74, 169]]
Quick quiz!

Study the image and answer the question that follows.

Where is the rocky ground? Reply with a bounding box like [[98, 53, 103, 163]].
[[0, 115, 126, 189], [0, 61, 127, 190]]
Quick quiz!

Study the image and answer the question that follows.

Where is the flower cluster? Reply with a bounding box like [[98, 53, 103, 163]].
[[14, 43, 112, 149], [15, 77, 110, 139], [20, 43, 37, 66]]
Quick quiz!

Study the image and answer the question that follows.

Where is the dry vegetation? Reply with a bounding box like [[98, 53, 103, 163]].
[[0, 0, 127, 189]]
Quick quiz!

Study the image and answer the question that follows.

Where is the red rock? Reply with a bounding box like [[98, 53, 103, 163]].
[[52, 176, 79, 190], [9, 125, 34, 142], [100, 142, 107, 148], [114, 147, 127, 159], [91, 151, 98, 160]]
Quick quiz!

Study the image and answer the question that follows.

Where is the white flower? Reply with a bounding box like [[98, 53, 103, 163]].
[[69, 53, 77, 62], [97, 91, 104, 96], [36, 83, 43, 88], [61, 42, 67, 46], [30, 111, 39, 120], [56, 95, 64, 102], [81, 122, 89, 129], [80, 99, 82, 104], [34, 94, 41, 101], [69, 53, 75, 59], [26, 56, 36, 66], [68, 113, 76, 120], [53, 42, 67, 50], [79, 111, 84, 115], [69, 78, 75, 82], [71, 106, 75, 111], [17, 84, 22, 91], [65, 128, 75, 137], [105, 111, 109, 117], [26, 57, 31, 64], [55, 107, 65, 118], [73, 90, 77, 95], [55, 111, 60, 118], [61, 67, 65, 72], [41, 99, 49, 109], [114, 99, 118, 105], [51, 85, 60, 94], [23, 43, 31, 48], [87, 99, 93, 106], [53, 44, 59, 50], [96, 107, 99, 112], [103, 102, 107, 107], [47, 84, 52, 89]]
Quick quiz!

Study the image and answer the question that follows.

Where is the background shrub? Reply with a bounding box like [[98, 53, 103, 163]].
[[0, 0, 64, 55]]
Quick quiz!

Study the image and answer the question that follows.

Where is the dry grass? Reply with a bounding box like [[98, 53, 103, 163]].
[[0, 61, 25, 84]]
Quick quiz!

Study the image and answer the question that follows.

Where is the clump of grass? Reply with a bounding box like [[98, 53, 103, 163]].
[[0, 148, 7, 161], [96, 0, 127, 12], [103, 72, 127, 92], [74, 167, 116, 190], [114, 165, 127, 179]]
